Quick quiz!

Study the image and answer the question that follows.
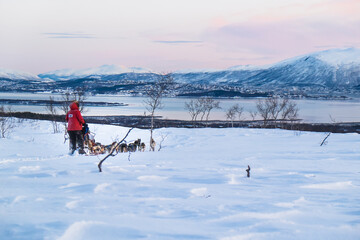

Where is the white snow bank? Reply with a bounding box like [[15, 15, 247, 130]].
[[190, 187, 209, 197], [94, 183, 111, 193], [65, 200, 82, 209], [275, 196, 308, 208], [0, 119, 359, 240], [58, 221, 143, 240], [137, 175, 168, 181], [18, 165, 41, 173], [301, 181, 354, 190], [214, 209, 301, 222]]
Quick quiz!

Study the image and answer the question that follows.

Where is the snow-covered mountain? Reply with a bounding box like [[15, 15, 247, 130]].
[[1, 48, 359, 96], [38, 64, 152, 81], [239, 48, 360, 90], [0, 68, 40, 80], [308, 47, 360, 66], [173, 48, 360, 90]]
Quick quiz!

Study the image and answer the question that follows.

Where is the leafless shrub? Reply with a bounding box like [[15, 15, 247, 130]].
[[0, 105, 15, 138], [45, 96, 60, 133], [185, 99, 202, 123], [256, 99, 271, 126], [249, 110, 258, 121], [282, 101, 299, 123], [225, 104, 244, 127], [185, 97, 221, 127], [60, 88, 87, 115], [256, 96, 299, 127], [329, 114, 337, 123], [270, 97, 288, 121], [144, 73, 174, 151], [199, 97, 221, 125]]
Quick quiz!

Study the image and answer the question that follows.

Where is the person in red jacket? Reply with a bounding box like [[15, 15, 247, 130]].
[[66, 101, 86, 155]]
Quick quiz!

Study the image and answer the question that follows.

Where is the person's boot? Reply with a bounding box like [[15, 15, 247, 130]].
[[68, 149, 75, 155], [78, 149, 86, 155]]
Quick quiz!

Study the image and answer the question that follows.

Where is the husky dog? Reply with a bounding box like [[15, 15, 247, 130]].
[[139, 142, 146, 152], [134, 139, 141, 149], [117, 143, 128, 153], [128, 143, 137, 152], [105, 142, 117, 153], [92, 142, 105, 154], [150, 138, 156, 151], [128, 139, 142, 152]]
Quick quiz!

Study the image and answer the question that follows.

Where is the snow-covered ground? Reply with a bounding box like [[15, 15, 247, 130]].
[[0, 119, 359, 240]]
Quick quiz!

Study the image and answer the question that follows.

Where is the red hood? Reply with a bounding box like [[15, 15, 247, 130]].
[[70, 102, 79, 110]]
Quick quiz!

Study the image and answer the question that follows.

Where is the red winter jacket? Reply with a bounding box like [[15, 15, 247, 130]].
[[66, 102, 85, 131]]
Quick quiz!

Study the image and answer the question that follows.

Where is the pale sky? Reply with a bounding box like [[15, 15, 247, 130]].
[[0, 0, 359, 74]]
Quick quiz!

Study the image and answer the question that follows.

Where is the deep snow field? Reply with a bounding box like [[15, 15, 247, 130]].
[[0, 119, 359, 240]]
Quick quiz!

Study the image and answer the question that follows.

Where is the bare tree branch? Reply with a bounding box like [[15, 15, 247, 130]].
[[157, 133, 168, 151], [98, 128, 134, 172]]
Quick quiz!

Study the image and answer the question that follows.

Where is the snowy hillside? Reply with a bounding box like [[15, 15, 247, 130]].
[[0, 120, 359, 239], [313, 48, 360, 66], [0, 68, 40, 80], [274, 48, 360, 67], [38, 64, 153, 81], [173, 48, 360, 89]]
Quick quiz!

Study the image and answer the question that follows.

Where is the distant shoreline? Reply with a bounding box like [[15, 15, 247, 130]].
[[1, 111, 359, 134], [0, 98, 127, 107]]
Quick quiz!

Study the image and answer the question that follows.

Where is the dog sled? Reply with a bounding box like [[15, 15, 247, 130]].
[[82, 123, 145, 155]]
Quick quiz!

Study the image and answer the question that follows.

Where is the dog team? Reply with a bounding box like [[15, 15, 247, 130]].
[[86, 138, 147, 155]]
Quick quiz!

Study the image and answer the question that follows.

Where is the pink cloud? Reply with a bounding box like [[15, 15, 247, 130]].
[[311, 0, 360, 18], [203, 17, 360, 64]]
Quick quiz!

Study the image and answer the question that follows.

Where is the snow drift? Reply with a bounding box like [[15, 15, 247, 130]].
[[0, 119, 359, 239]]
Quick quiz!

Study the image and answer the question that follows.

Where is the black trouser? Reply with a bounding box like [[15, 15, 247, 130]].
[[68, 130, 84, 151]]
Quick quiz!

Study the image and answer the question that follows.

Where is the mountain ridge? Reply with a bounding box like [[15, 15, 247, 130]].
[[1, 48, 359, 97]]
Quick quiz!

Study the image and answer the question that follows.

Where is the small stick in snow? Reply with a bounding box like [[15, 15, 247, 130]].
[[246, 165, 251, 178], [320, 132, 331, 146]]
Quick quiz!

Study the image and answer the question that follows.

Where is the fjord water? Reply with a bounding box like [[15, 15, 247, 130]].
[[0, 92, 359, 123]]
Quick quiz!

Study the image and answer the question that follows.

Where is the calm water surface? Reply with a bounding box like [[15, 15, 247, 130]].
[[1, 92, 359, 123]]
